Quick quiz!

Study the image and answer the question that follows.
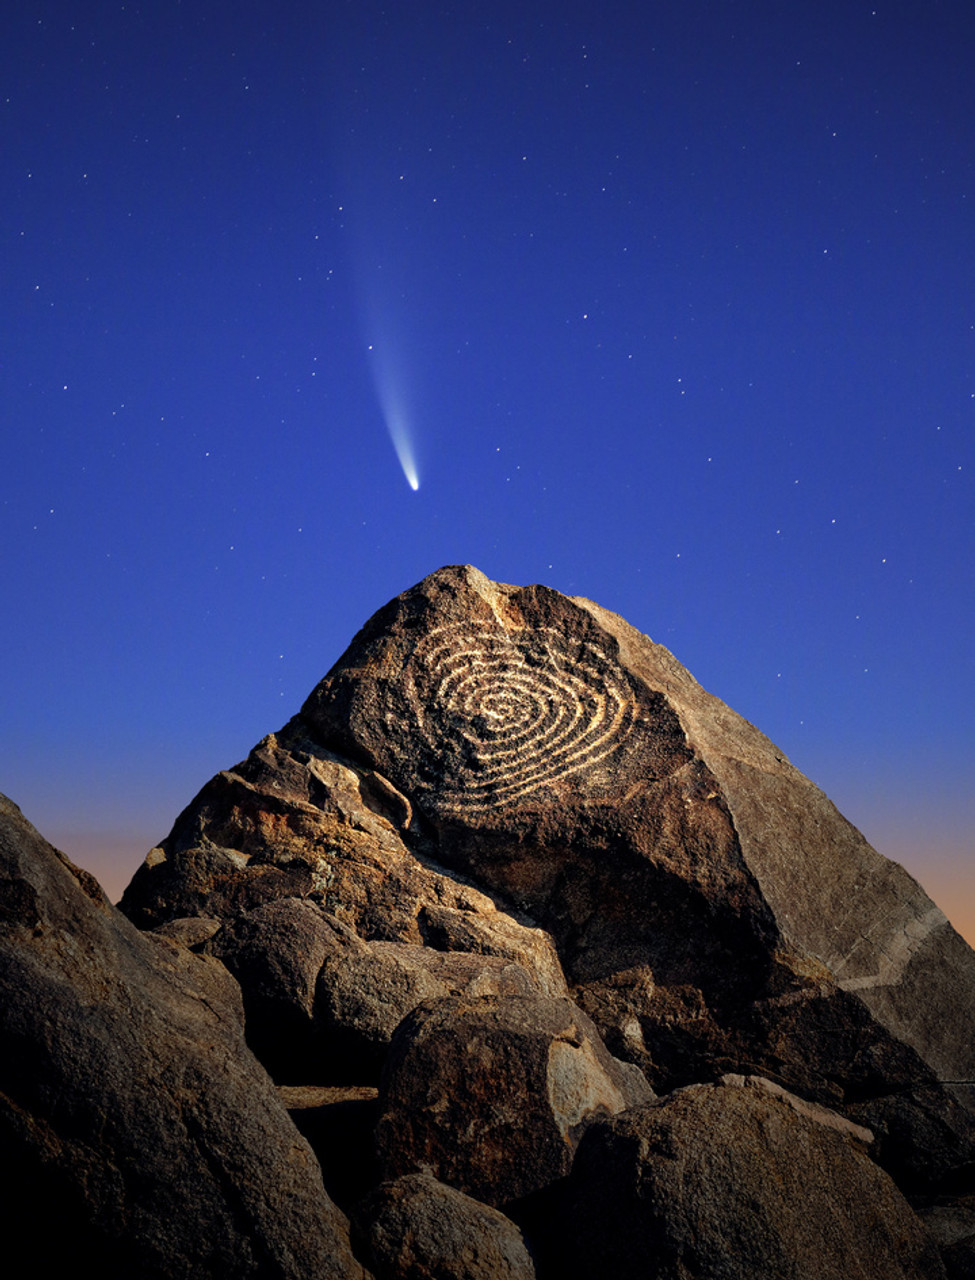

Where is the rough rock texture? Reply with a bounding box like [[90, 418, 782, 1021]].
[[203, 895, 547, 1084], [113, 564, 975, 1271], [204, 563, 972, 1179], [119, 733, 565, 997], [0, 793, 365, 1280], [916, 1194, 975, 1280], [848, 1085, 975, 1196], [557, 1074, 946, 1280], [120, 731, 568, 1042], [314, 934, 541, 1084], [353, 1172, 536, 1280], [204, 895, 343, 1081], [288, 567, 974, 1114], [375, 994, 653, 1206], [121, 571, 975, 1107]]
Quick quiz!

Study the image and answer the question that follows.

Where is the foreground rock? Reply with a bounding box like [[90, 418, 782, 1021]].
[[376, 994, 652, 1206], [121, 731, 569, 1091], [0, 794, 364, 1279], [120, 734, 566, 1003], [557, 1075, 946, 1280], [353, 1172, 536, 1280], [916, 1193, 975, 1280]]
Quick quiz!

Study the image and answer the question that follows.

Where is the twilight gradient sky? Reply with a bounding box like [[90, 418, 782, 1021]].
[[3, 1, 973, 942]]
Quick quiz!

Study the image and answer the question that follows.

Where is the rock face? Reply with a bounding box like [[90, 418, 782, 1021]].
[[107, 564, 975, 1273], [295, 566, 974, 1102], [203, 896, 545, 1084], [0, 794, 365, 1278]]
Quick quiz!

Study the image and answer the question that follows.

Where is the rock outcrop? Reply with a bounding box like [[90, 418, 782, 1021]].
[[0, 793, 364, 1279], [204, 897, 546, 1084], [34, 562, 974, 1275], [297, 566, 974, 1107], [121, 565, 974, 1158]]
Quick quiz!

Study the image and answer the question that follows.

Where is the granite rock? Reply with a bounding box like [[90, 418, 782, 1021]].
[[0, 793, 365, 1279], [915, 1193, 975, 1280], [121, 731, 568, 1004], [375, 993, 652, 1206], [292, 566, 975, 1174], [111, 565, 975, 1270], [353, 1172, 536, 1280], [204, 894, 547, 1084], [558, 1074, 946, 1279]]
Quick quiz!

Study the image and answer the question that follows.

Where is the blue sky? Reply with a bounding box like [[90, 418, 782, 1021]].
[[3, 1, 973, 940]]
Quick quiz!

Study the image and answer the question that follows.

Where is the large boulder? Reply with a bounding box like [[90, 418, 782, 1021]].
[[120, 732, 568, 1000], [0, 793, 365, 1279], [290, 567, 975, 1160], [557, 1074, 946, 1280], [203, 895, 343, 1081], [375, 993, 652, 1206], [916, 1194, 975, 1280], [353, 1172, 536, 1280]]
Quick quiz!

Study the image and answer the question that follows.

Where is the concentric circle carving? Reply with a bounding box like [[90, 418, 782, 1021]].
[[409, 622, 636, 812]]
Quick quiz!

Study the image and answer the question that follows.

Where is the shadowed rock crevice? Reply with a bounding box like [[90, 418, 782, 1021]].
[[546, 1077, 948, 1280]]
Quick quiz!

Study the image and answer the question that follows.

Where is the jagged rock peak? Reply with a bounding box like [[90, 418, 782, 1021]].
[[120, 565, 975, 1201], [296, 565, 973, 1091], [11, 567, 975, 1277]]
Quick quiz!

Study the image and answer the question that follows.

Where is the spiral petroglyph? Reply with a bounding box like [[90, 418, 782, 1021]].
[[409, 622, 636, 811]]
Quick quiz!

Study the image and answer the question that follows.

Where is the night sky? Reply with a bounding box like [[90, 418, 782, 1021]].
[[3, 2, 973, 942]]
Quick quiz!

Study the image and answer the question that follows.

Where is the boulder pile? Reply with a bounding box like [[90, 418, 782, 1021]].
[[4, 565, 973, 1277]]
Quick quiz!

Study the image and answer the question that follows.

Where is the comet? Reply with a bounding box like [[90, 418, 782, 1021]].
[[376, 378, 419, 490], [368, 341, 420, 491]]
